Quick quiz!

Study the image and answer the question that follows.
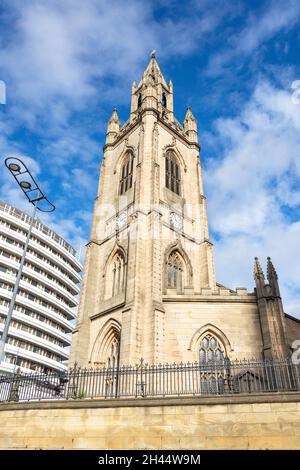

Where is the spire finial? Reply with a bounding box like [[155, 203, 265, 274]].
[[151, 50, 156, 59]]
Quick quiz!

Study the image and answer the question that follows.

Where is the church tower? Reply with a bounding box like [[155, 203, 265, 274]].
[[70, 53, 298, 369], [70, 53, 216, 367]]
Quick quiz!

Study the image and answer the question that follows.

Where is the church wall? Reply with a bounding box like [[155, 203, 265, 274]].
[[285, 316, 300, 349], [162, 298, 263, 362], [1, 394, 300, 449]]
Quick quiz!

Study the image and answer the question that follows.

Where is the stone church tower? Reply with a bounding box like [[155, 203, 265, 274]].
[[70, 53, 300, 368]]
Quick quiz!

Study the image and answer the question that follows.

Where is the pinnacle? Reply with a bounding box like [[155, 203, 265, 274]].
[[109, 108, 120, 123], [253, 257, 264, 279], [184, 105, 195, 121], [267, 257, 278, 280]]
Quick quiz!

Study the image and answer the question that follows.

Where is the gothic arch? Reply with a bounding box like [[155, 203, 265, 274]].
[[114, 146, 136, 197], [103, 242, 127, 300], [90, 318, 122, 367], [103, 241, 127, 275], [163, 241, 193, 293], [114, 145, 136, 176], [188, 323, 233, 360], [163, 145, 187, 173]]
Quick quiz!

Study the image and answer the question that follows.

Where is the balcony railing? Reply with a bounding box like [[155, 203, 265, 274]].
[[0, 357, 299, 403]]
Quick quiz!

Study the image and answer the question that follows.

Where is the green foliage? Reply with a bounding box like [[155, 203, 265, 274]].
[[77, 390, 85, 399]]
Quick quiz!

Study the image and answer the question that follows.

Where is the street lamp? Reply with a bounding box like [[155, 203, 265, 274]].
[[0, 157, 55, 371]]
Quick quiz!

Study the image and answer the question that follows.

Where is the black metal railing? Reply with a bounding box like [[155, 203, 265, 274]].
[[0, 357, 299, 403]]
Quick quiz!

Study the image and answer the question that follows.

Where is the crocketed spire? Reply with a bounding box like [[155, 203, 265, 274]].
[[138, 51, 168, 88], [253, 257, 264, 280], [106, 108, 120, 144], [183, 105, 198, 142], [267, 257, 278, 281], [267, 257, 280, 297]]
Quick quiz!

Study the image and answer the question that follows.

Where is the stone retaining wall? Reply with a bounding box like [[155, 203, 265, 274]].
[[0, 393, 300, 449]]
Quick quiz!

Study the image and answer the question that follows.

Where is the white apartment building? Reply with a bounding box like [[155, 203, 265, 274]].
[[0, 200, 82, 375]]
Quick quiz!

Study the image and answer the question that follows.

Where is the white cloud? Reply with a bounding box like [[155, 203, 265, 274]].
[[207, 0, 300, 75], [1, 0, 226, 115], [206, 79, 300, 316]]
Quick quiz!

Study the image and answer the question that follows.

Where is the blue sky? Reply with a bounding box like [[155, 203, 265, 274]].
[[0, 0, 300, 316]]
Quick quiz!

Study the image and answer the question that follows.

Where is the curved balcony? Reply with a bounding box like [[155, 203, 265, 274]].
[[0, 324, 69, 359], [0, 306, 72, 346], [0, 263, 79, 308], [29, 239, 81, 283], [0, 288, 74, 331], [0, 239, 81, 293], [1, 274, 76, 320], [0, 234, 81, 284], [0, 208, 81, 273], [3, 344, 67, 372], [22, 265, 80, 305], [31, 228, 82, 273]]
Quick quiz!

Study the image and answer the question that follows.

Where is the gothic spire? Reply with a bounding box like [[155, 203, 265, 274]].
[[138, 51, 168, 88], [254, 257, 265, 299], [108, 108, 120, 124], [253, 257, 264, 280], [267, 257, 278, 280], [183, 105, 198, 142], [267, 257, 280, 297], [106, 108, 120, 144], [184, 105, 196, 122]]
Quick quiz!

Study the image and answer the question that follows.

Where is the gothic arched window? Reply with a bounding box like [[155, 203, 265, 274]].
[[120, 152, 133, 195], [199, 334, 225, 365], [107, 336, 120, 369], [167, 251, 183, 291], [112, 252, 125, 297], [165, 151, 180, 195], [162, 92, 167, 108], [105, 331, 121, 397]]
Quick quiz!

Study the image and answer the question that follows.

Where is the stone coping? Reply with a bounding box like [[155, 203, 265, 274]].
[[162, 295, 257, 303], [1, 391, 299, 411]]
